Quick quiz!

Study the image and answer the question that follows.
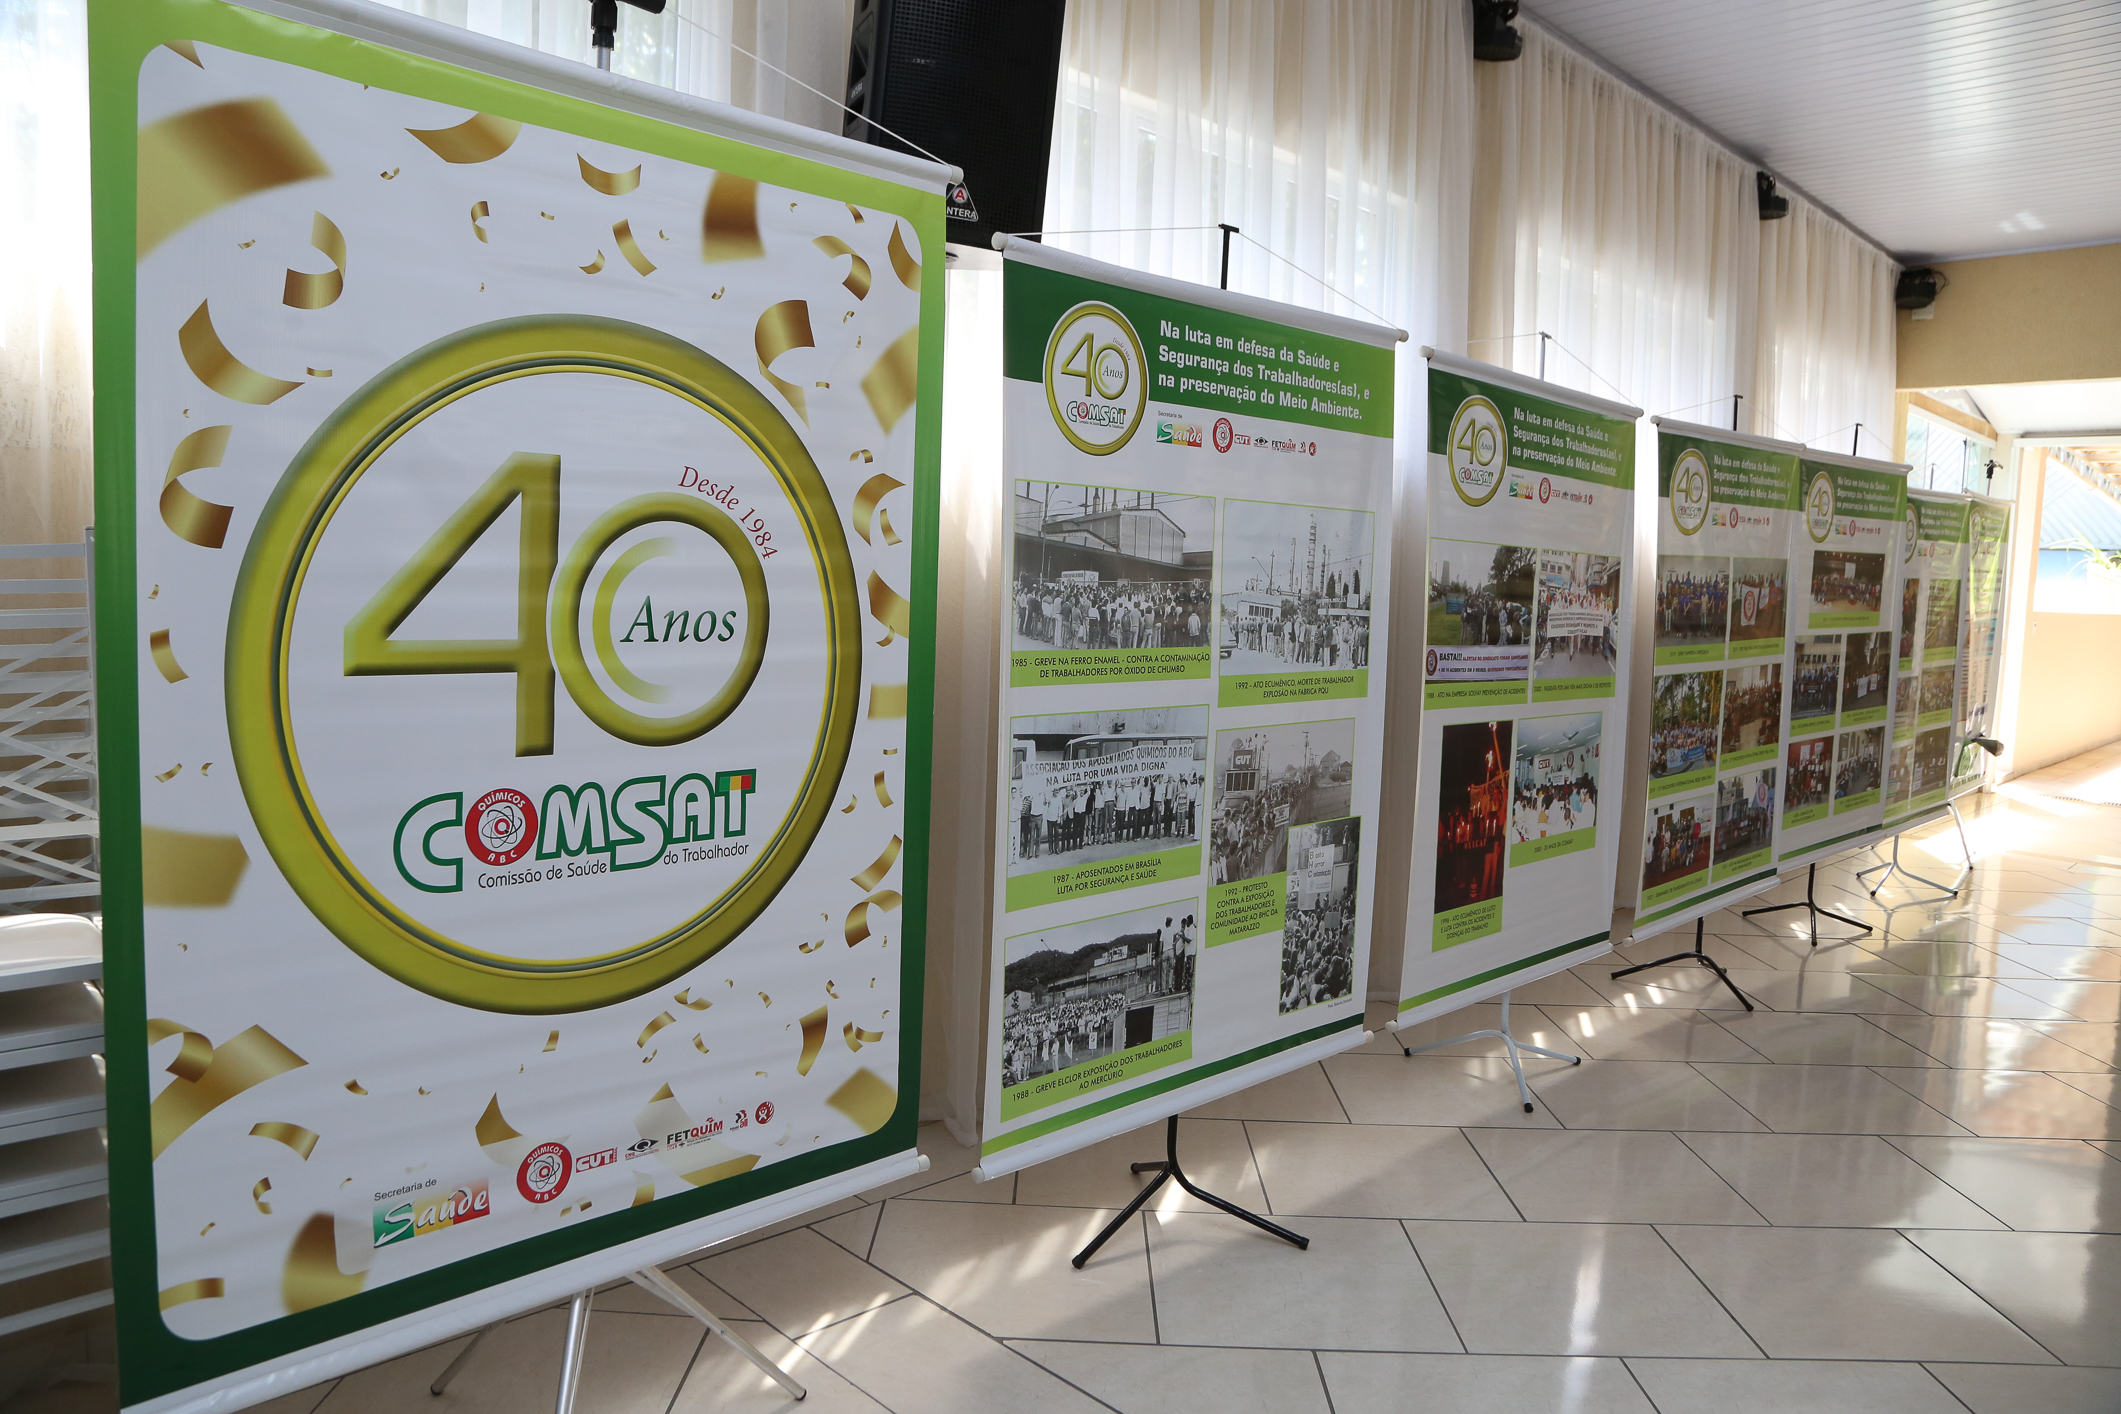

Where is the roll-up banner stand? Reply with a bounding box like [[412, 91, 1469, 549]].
[[92, 1, 947, 1406], [1952, 493, 2013, 797], [1776, 451, 1911, 867], [1633, 420, 1801, 936], [1889, 491, 1970, 826], [977, 238, 1401, 1178], [1394, 352, 1638, 1026]]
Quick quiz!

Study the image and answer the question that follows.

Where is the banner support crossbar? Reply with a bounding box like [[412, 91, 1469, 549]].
[[1399, 990, 1581, 1112], [1856, 809, 1967, 901], [1740, 862, 1873, 949], [1070, 1115, 1308, 1269], [1610, 918, 1755, 1012]]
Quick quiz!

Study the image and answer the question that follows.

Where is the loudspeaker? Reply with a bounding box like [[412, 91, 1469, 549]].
[[843, 0, 1067, 248]]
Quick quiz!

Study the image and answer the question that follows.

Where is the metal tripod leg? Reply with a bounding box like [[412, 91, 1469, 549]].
[[1072, 1114, 1308, 1269], [1401, 990, 1580, 1111], [1856, 830, 1959, 900], [1741, 861, 1873, 948], [554, 1289, 593, 1414], [627, 1265, 806, 1400], [429, 1322, 497, 1396], [1610, 918, 1756, 1010]]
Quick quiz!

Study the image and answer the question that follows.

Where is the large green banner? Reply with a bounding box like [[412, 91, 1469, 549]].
[[92, 1, 944, 1405], [1888, 491, 1968, 823]]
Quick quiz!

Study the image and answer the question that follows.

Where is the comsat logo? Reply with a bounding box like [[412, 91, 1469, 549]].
[[393, 769, 758, 892], [1044, 301, 1146, 455]]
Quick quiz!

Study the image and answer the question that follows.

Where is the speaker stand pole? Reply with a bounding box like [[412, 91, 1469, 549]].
[[1741, 861, 1873, 949], [1217, 224, 1238, 291], [1400, 989, 1580, 1112], [1610, 917, 1754, 1011], [1071, 1114, 1307, 1269]]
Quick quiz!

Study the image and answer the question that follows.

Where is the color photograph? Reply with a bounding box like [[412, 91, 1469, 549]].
[[1280, 816, 1360, 1015], [1887, 740, 1915, 806], [1786, 736, 1832, 815], [1533, 550, 1620, 680], [1729, 557, 1788, 644], [1642, 790, 1713, 894], [1915, 725, 1952, 795], [1840, 631, 1891, 715], [1649, 671, 1723, 782], [1720, 662, 1784, 755], [1000, 905, 1198, 1089], [1790, 634, 1843, 725], [1219, 501, 1374, 674], [1714, 767, 1777, 868], [1013, 481, 1214, 652], [1655, 554, 1730, 650], [1209, 718, 1356, 886], [1920, 663, 1956, 716], [1834, 725, 1885, 800], [1899, 577, 1920, 648], [1924, 577, 1962, 652], [1435, 719, 1512, 912], [1427, 540, 1535, 682], [1893, 674, 1918, 735], [1809, 550, 1886, 616], [1511, 713, 1601, 848], [1008, 708, 1207, 875]]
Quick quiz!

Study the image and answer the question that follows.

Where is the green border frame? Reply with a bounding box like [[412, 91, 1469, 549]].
[[91, 0, 944, 1402]]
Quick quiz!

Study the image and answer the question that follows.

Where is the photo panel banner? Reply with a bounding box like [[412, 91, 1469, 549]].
[[981, 239, 1399, 1177], [1395, 353, 1637, 1026], [1889, 491, 1968, 826], [1952, 494, 2013, 798], [1777, 453, 1910, 866], [1633, 421, 1801, 934], [92, 0, 945, 1406]]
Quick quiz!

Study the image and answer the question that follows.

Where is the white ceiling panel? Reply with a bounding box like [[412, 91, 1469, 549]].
[[1965, 379, 2121, 436], [1523, 0, 2121, 262]]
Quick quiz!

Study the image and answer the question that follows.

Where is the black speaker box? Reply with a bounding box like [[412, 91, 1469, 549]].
[[844, 0, 1068, 248]]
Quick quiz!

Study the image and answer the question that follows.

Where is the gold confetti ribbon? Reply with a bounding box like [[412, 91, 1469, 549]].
[[638, 1011, 676, 1047], [851, 449, 874, 462], [469, 200, 491, 244], [543, 1030, 559, 1052], [874, 772, 893, 807], [149, 630, 188, 684], [179, 302, 302, 405], [149, 1023, 306, 1158], [800, 939, 825, 953], [887, 224, 921, 291], [843, 889, 901, 947], [755, 300, 816, 422], [851, 472, 904, 546], [249, 1122, 319, 1160], [344, 1080, 367, 1095], [878, 508, 902, 545], [147, 1018, 213, 1081], [633, 1175, 655, 1207], [692, 1034, 709, 1053], [578, 155, 642, 194], [797, 1006, 828, 1076], [866, 573, 911, 646], [159, 1278, 224, 1310], [580, 251, 607, 275], [811, 236, 873, 300], [282, 211, 345, 309], [846, 202, 866, 224], [406, 113, 522, 164], [138, 99, 328, 259], [701, 173, 763, 261], [839, 795, 856, 814], [827, 1069, 896, 1135], [853, 836, 902, 891], [155, 764, 184, 783], [283, 1214, 365, 1314], [476, 1093, 533, 1170], [163, 40, 203, 66], [867, 683, 907, 719], [843, 1023, 884, 1051], [613, 219, 657, 275], [252, 1177, 273, 1214], [141, 826, 248, 908], [862, 327, 920, 433], [673, 989, 711, 1011], [307, 368, 332, 378], [758, 992, 772, 1007], [160, 424, 234, 548]]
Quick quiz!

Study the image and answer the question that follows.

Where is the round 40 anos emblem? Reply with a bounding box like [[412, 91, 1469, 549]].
[[1044, 301, 1146, 455], [1805, 470, 1837, 542], [1669, 448, 1710, 535], [1446, 395, 1507, 506], [227, 316, 861, 1015]]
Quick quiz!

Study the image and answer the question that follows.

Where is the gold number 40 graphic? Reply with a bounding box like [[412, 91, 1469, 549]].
[[344, 454, 770, 756]]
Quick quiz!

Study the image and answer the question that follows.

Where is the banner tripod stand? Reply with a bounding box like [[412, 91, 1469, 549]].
[[1856, 815, 1965, 900], [1610, 918, 1755, 1011], [431, 1267, 806, 1410], [1741, 861, 1873, 948], [1400, 989, 1580, 1111], [1071, 1114, 1308, 1268]]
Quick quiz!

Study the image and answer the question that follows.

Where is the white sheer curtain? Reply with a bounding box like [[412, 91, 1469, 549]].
[[1755, 192, 1900, 455], [1, 0, 94, 546]]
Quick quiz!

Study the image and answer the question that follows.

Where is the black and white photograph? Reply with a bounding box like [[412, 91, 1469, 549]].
[[1790, 634, 1844, 724], [1915, 725, 1952, 795], [1534, 551, 1619, 680], [1000, 904, 1197, 1088], [1280, 816, 1360, 1015], [1720, 662, 1783, 756], [1920, 663, 1956, 717], [1427, 540, 1535, 681], [1209, 718, 1356, 887], [1714, 767, 1776, 868], [1219, 501, 1374, 674], [1923, 577, 1962, 652], [1013, 481, 1214, 652], [1786, 736, 1832, 814], [1435, 719, 1512, 912], [1008, 708, 1207, 874], [1642, 791, 1713, 894], [1835, 725, 1885, 800], [1655, 554, 1729, 650], [1511, 713, 1600, 848], [1729, 557, 1788, 645], [1649, 670, 1723, 781], [1809, 549, 1886, 616], [1840, 631, 1890, 715]]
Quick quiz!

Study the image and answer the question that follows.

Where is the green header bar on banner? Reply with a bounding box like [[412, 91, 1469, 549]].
[[1914, 496, 1971, 544], [1805, 458, 1905, 521], [1428, 369, 1635, 488], [1657, 435, 1800, 510]]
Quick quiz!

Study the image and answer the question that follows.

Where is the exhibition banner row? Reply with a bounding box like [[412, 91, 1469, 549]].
[[94, 0, 945, 1407], [977, 238, 1401, 1177]]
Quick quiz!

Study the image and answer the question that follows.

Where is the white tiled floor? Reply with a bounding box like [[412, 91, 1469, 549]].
[[25, 783, 2121, 1413]]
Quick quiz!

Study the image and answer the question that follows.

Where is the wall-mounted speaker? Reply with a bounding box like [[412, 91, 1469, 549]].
[[843, 0, 1068, 248]]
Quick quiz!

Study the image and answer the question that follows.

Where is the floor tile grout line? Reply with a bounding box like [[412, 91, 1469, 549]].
[[1860, 1062, 1986, 1138], [1888, 1227, 2073, 1367], [1316, 1057, 1355, 1124], [1618, 1355, 1668, 1413], [1311, 1348, 1338, 1414], [658, 1327, 711, 1414], [1141, 1208, 1161, 1346], [1681, 1058, 1778, 1133], [1873, 1134, 2030, 1232], [1916, 1359, 1983, 1413], [1396, 1218, 1469, 1355], [1456, 1124, 1527, 1222], [1666, 1129, 1774, 1226], [1644, 1223, 1770, 1360]]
